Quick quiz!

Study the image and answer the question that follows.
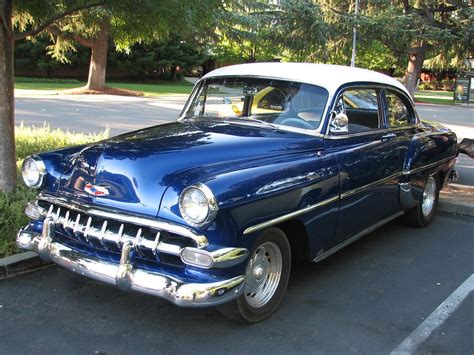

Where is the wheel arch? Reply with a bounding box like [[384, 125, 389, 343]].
[[273, 219, 311, 262]]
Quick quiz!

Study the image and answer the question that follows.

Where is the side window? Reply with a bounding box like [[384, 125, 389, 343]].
[[341, 88, 381, 133], [386, 91, 413, 127]]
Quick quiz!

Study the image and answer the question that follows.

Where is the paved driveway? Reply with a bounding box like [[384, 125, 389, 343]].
[[1, 213, 473, 354]]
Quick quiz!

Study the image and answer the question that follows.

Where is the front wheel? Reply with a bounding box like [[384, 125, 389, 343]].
[[404, 175, 439, 227], [217, 228, 291, 322]]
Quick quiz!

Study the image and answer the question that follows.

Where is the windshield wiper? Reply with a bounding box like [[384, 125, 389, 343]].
[[228, 116, 279, 130], [182, 115, 278, 130]]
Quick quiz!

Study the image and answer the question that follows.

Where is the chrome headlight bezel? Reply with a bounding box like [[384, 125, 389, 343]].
[[178, 183, 218, 227], [21, 155, 46, 189]]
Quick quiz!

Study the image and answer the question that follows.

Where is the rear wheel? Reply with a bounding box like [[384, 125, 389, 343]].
[[217, 228, 291, 322], [404, 175, 439, 227]]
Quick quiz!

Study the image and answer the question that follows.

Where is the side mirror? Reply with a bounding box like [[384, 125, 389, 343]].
[[329, 111, 349, 134]]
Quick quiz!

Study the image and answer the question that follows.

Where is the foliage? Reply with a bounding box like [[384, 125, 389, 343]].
[[110, 35, 207, 80], [357, 1, 473, 70], [0, 124, 109, 258], [15, 76, 80, 84], [13, 0, 222, 62], [418, 82, 436, 91], [15, 123, 109, 160], [0, 185, 36, 258], [211, 1, 281, 63], [356, 41, 399, 71]]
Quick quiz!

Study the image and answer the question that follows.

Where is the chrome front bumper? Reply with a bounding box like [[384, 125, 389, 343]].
[[17, 223, 245, 307]]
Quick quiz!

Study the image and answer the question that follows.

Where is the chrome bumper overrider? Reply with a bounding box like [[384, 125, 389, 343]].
[[17, 222, 245, 307]]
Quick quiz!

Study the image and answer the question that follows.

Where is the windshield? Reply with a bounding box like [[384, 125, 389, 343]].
[[185, 77, 329, 131]]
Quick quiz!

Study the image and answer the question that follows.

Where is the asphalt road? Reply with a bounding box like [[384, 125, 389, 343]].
[[14, 95, 474, 186], [15, 95, 184, 136], [1, 213, 473, 354], [15, 95, 473, 136]]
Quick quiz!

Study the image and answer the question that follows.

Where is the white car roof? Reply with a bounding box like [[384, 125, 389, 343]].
[[202, 62, 410, 98]]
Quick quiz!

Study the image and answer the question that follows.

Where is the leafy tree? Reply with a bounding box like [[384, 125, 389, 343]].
[[212, 1, 281, 63], [110, 35, 207, 80], [358, 0, 473, 96], [0, 0, 221, 192]]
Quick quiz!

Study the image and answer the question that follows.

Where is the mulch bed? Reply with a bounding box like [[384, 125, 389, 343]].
[[60, 86, 145, 97]]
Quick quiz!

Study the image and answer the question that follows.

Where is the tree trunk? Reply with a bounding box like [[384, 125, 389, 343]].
[[403, 42, 427, 98], [85, 23, 108, 90], [0, 0, 17, 192], [171, 66, 178, 81]]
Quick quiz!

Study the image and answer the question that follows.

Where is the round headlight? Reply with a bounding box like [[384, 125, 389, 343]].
[[179, 184, 218, 227], [21, 156, 46, 189]]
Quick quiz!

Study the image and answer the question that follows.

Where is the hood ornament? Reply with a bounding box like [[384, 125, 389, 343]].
[[84, 183, 110, 197]]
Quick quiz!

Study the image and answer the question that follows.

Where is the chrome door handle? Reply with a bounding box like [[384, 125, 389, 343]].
[[381, 133, 396, 141]]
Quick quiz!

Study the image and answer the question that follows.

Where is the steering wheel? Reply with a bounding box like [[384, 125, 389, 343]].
[[277, 117, 314, 129]]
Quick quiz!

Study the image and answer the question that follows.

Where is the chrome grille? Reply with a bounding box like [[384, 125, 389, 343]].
[[37, 199, 196, 262]]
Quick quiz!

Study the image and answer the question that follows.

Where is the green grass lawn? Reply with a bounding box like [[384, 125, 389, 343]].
[[14, 78, 194, 96], [109, 82, 193, 96], [414, 89, 454, 105]]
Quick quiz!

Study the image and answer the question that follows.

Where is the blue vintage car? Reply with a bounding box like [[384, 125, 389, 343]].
[[17, 63, 457, 322]]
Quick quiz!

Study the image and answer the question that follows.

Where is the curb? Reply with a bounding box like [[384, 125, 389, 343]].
[[0, 252, 51, 280], [438, 197, 474, 217]]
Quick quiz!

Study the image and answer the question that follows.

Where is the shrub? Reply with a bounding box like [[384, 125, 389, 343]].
[[440, 80, 454, 91], [418, 82, 436, 91], [0, 125, 109, 258], [15, 123, 109, 160], [0, 186, 36, 258]]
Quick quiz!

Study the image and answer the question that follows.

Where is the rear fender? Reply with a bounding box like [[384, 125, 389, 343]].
[[399, 123, 457, 209]]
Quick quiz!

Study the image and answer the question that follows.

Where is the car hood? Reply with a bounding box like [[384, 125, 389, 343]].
[[57, 121, 323, 217]]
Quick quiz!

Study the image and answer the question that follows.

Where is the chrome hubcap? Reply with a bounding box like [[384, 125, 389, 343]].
[[422, 176, 436, 217], [244, 241, 282, 308]]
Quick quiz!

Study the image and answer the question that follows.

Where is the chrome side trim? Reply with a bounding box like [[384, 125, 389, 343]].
[[243, 195, 339, 235], [402, 156, 456, 176], [16, 228, 245, 307], [38, 194, 209, 248], [313, 211, 404, 263], [324, 125, 420, 140], [340, 172, 401, 200]]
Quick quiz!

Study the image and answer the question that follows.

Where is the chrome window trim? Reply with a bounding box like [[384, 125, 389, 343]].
[[323, 124, 421, 140], [324, 83, 419, 136], [37, 194, 209, 248], [402, 156, 456, 176], [177, 75, 330, 138]]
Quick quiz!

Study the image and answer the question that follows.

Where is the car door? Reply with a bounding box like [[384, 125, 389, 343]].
[[324, 86, 402, 244]]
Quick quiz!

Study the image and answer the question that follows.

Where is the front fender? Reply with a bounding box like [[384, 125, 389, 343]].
[[158, 150, 339, 250]]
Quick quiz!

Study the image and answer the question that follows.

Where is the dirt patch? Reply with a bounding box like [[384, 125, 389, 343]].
[[441, 184, 474, 204], [60, 86, 145, 97]]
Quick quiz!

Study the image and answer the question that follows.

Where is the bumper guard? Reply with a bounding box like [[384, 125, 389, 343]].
[[17, 219, 245, 307]]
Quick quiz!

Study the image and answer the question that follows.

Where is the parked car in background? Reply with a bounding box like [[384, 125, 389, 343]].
[[17, 63, 457, 322]]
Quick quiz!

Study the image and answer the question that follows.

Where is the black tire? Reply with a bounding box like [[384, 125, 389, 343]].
[[217, 227, 291, 323], [404, 175, 439, 227]]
